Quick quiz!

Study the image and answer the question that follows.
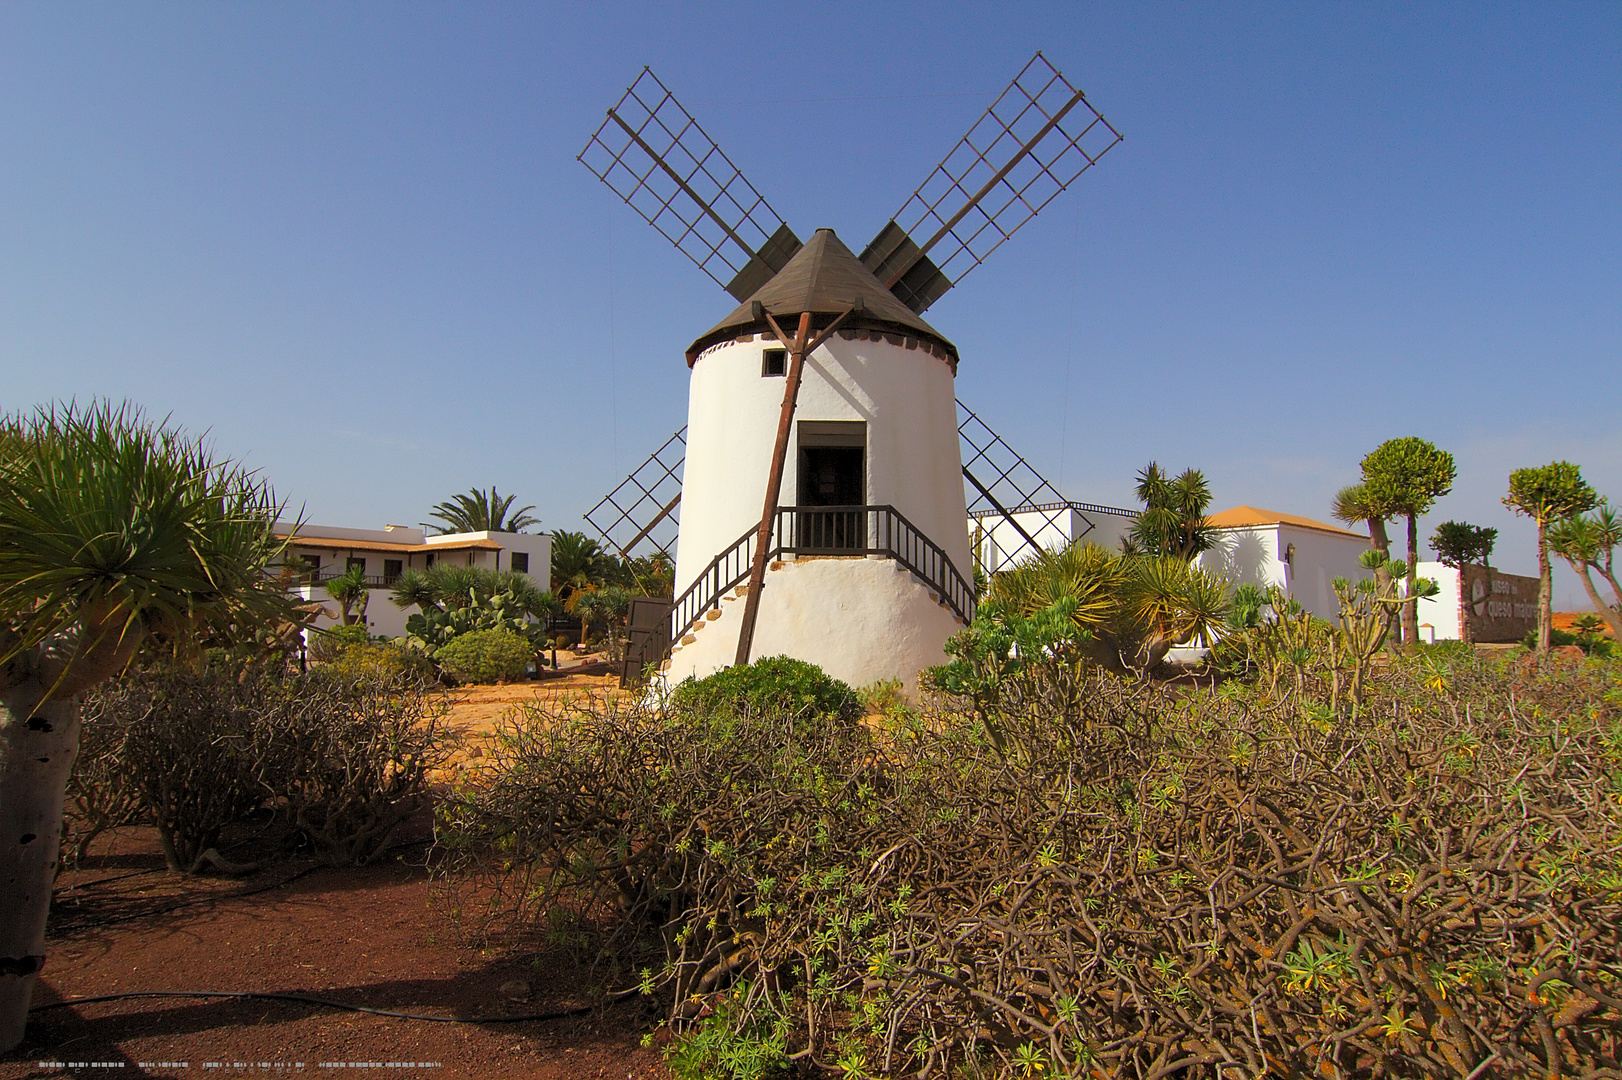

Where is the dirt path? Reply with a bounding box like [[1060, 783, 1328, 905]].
[[437, 668, 629, 741]]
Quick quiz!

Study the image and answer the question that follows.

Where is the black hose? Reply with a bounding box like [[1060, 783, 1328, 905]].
[[29, 987, 638, 1025]]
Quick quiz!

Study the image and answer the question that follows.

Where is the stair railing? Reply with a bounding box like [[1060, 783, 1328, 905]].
[[667, 506, 975, 648]]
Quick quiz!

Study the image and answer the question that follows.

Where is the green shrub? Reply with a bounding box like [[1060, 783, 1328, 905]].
[[661, 983, 790, 1080], [324, 640, 437, 684], [273, 669, 452, 865], [1523, 626, 1579, 648], [434, 627, 532, 684], [1413, 637, 1476, 661], [80, 667, 290, 871], [669, 655, 860, 722]]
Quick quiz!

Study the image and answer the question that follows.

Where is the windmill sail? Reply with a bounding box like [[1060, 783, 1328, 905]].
[[958, 400, 1134, 576], [579, 68, 801, 301], [584, 426, 687, 558], [860, 52, 1123, 314]]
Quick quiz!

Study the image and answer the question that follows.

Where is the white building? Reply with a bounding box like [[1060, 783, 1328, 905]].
[[1196, 506, 1371, 621], [664, 230, 973, 696], [969, 500, 1137, 574], [276, 523, 552, 640]]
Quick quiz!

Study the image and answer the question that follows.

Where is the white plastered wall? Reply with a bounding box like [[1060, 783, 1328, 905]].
[[676, 334, 970, 590], [673, 333, 971, 686], [663, 558, 964, 696], [282, 526, 552, 643], [973, 506, 1136, 572], [1412, 562, 1464, 641], [1198, 524, 1372, 621]]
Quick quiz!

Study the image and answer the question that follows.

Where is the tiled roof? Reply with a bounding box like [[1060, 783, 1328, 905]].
[[1206, 506, 1368, 540]]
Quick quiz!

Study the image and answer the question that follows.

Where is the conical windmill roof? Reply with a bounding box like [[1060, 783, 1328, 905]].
[[685, 229, 958, 367]]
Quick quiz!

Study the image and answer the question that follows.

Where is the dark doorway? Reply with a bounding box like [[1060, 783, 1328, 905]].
[[798, 445, 864, 550]]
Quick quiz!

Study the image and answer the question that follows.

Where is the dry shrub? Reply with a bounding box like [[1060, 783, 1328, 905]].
[[434, 653, 1622, 1078], [79, 666, 451, 871], [63, 702, 150, 865], [275, 672, 453, 866]]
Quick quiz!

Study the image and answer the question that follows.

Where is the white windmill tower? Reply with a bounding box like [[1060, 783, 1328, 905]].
[[579, 57, 1122, 693]]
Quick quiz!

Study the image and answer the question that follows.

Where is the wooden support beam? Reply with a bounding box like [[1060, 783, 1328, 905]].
[[733, 305, 857, 667], [617, 490, 683, 557]]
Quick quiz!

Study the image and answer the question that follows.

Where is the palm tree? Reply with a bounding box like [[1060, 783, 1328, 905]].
[[0, 403, 299, 1051], [1129, 462, 1216, 561], [388, 567, 440, 613], [551, 531, 609, 648], [573, 584, 632, 659], [1547, 507, 1622, 641], [424, 486, 540, 535], [323, 564, 370, 626], [551, 531, 607, 593], [989, 540, 1228, 673]]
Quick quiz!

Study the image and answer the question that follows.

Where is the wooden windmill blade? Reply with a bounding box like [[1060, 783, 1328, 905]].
[[579, 68, 802, 301], [584, 426, 687, 559], [860, 52, 1124, 314]]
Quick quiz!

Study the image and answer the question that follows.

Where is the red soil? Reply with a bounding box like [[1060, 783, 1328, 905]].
[[2, 677, 670, 1080]]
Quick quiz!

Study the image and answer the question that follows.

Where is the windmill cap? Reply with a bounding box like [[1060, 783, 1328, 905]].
[[685, 229, 959, 367]]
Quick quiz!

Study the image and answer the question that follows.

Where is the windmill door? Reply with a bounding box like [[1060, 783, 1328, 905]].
[[796, 421, 866, 552], [620, 596, 674, 688]]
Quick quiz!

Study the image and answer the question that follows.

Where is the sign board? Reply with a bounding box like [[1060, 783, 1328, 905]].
[[1460, 565, 1539, 644]]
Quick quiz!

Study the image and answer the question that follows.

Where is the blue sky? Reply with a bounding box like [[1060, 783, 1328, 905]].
[[2, 3, 1617, 604]]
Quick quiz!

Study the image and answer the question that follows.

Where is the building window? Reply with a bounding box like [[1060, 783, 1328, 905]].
[[298, 554, 320, 581], [510, 551, 529, 574], [425, 553, 435, 568], [762, 348, 786, 377], [347, 557, 366, 574], [383, 559, 403, 582]]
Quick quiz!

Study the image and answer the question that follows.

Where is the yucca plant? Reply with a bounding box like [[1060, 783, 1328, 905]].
[[323, 564, 370, 626], [0, 402, 300, 1052]]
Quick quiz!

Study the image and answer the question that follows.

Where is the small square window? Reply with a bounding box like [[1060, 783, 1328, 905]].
[[762, 348, 786, 377], [510, 551, 530, 574], [383, 559, 403, 582], [347, 557, 366, 574]]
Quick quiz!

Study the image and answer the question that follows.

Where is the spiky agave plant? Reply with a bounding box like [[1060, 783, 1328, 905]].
[[986, 539, 1229, 675], [1121, 556, 1230, 670]]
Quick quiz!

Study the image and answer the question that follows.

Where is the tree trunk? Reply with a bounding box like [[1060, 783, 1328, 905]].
[[1537, 523, 1552, 653], [1571, 561, 1622, 641], [1368, 518, 1399, 645], [1597, 555, 1622, 611], [1402, 513, 1421, 648], [0, 686, 81, 1053]]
